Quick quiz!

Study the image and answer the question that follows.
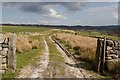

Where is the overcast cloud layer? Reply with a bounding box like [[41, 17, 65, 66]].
[[1, 0, 119, 2], [2, 2, 88, 20], [1, 2, 119, 26], [3, 2, 87, 12]]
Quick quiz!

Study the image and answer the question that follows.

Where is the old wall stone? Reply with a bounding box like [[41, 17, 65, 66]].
[[106, 59, 119, 71], [0, 33, 16, 73], [105, 40, 120, 73], [95, 38, 120, 74]]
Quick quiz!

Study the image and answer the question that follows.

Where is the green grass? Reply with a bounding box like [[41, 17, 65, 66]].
[[17, 35, 44, 68], [2, 36, 44, 78], [46, 37, 64, 62], [29, 35, 41, 40], [45, 36, 65, 76], [76, 30, 119, 41], [1, 26, 49, 32], [2, 48, 43, 78], [16, 48, 42, 69], [1, 26, 118, 41]]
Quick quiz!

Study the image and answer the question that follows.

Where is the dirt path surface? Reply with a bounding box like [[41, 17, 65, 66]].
[[60, 49, 91, 78], [18, 37, 49, 78], [18, 36, 102, 78], [49, 37, 87, 78], [41, 37, 66, 78], [50, 37, 100, 78]]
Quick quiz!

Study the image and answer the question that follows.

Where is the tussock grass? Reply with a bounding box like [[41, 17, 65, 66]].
[[31, 40, 40, 49], [16, 36, 32, 53], [60, 30, 76, 34], [16, 35, 40, 53], [56, 33, 97, 61]]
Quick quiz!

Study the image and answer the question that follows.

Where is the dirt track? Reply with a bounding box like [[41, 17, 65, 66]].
[[18, 37, 49, 78], [18, 36, 102, 78], [50, 37, 91, 78]]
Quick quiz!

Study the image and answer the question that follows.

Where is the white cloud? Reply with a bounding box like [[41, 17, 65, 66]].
[[48, 8, 68, 19]]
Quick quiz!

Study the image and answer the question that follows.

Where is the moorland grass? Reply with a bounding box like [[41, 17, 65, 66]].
[[76, 30, 119, 41], [1, 26, 49, 32]]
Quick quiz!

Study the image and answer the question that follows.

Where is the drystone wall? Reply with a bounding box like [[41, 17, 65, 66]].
[[0, 33, 16, 73], [105, 40, 120, 73], [95, 37, 120, 74]]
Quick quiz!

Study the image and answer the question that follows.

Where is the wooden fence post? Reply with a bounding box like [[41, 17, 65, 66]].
[[100, 37, 106, 73], [8, 33, 16, 72], [95, 38, 103, 72]]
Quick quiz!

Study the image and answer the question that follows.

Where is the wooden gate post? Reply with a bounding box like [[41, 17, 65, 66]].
[[8, 33, 16, 72], [95, 37, 107, 74], [95, 38, 103, 72], [100, 37, 106, 73]]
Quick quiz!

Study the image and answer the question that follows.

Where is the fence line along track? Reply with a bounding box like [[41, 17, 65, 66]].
[[50, 36, 86, 78]]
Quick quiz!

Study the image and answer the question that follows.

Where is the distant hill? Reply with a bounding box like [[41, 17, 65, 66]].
[[1, 23, 119, 36]]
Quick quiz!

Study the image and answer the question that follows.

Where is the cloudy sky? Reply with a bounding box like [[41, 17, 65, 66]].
[[1, 1, 119, 26]]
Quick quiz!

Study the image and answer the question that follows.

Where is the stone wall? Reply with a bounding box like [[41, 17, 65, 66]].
[[0, 33, 16, 73], [105, 40, 120, 73], [95, 37, 120, 74]]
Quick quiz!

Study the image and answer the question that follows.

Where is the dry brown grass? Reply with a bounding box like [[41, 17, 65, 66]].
[[16, 35, 40, 53], [62, 30, 76, 34], [29, 39, 40, 49], [16, 36, 32, 53], [56, 33, 97, 61]]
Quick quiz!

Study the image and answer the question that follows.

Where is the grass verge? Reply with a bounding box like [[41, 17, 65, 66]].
[[2, 36, 44, 78]]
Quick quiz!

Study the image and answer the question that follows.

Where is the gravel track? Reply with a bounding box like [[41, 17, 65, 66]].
[[18, 36, 101, 78], [18, 37, 49, 78]]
